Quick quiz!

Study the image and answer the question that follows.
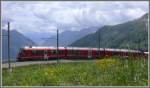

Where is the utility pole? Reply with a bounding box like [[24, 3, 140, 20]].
[[8, 22, 11, 71], [98, 30, 100, 58], [41, 29, 59, 63], [57, 29, 59, 63], [1, 22, 11, 71], [138, 38, 140, 50]]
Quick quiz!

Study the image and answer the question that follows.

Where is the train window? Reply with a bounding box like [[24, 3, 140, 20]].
[[59, 50, 63, 54], [32, 50, 37, 55], [96, 51, 99, 56], [36, 50, 44, 55], [113, 52, 118, 55], [70, 50, 73, 55], [44, 50, 48, 54], [77, 50, 80, 54], [51, 50, 54, 54], [72, 50, 76, 55], [67, 50, 79, 55], [50, 50, 63, 54], [48, 50, 51, 54], [68, 50, 74, 55], [51, 50, 57, 54]]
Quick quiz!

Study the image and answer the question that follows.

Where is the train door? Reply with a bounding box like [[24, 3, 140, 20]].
[[44, 50, 48, 60], [88, 49, 92, 58]]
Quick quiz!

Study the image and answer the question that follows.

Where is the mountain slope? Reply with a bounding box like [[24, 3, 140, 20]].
[[42, 27, 98, 46], [2, 30, 36, 61], [70, 13, 148, 51]]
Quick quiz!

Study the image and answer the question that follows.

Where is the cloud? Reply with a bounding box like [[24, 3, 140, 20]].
[[1, 1, 149, 34]]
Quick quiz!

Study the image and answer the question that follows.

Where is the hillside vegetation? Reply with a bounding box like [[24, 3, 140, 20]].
[[70, 13, 148, 51]]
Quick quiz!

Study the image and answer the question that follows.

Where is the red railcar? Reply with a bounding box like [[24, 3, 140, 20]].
[[17, 46, 148, 61]]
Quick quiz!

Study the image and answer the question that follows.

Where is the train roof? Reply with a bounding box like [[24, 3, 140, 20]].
[[22, 46, 140, 53], [144, 52, 149, 54]]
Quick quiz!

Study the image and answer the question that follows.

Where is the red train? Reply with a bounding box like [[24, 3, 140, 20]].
[[17, 46, 148, 61]]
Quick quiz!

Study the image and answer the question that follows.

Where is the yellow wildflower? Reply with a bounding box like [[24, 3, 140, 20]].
[[95, 59, 120, 71]]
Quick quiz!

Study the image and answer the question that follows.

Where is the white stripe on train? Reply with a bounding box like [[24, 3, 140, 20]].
[[23, 46, 144, 53]]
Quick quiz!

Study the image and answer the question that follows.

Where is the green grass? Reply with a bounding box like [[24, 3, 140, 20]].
[[2, 56, 148, 86]]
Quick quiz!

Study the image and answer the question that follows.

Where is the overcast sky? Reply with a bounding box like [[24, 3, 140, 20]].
[[2, 1, 149, 34]]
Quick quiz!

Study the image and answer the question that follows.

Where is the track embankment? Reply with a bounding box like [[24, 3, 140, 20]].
[[2, 59, 95, 68]]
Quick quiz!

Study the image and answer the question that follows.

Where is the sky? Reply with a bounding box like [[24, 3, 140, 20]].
[[1, 1, 149, 35]]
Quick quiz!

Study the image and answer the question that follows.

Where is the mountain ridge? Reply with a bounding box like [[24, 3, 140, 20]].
[[70, 13, 148, 51], [42, 26, 99, 46], [2, 29, 36, 60]]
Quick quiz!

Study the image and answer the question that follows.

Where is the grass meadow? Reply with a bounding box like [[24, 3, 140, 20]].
[[2, 56, 148, 86]]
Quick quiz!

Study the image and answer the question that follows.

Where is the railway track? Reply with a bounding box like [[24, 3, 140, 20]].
[[2, 59, 95, 68]]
